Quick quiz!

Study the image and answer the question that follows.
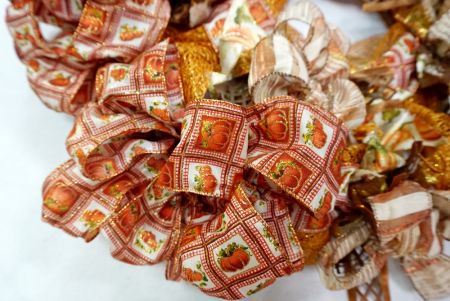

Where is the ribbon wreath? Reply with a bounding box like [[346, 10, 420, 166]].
[[6, 0, 450, 300]]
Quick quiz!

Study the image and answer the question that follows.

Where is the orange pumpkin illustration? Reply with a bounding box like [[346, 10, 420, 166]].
[[152, 186, 165, 200], [119, 24, 144, 41], [151, 185, 164, 199], [14, 31, 24, 40], [28, 59, 39, 72], [102, 175, 133, 199], [140, 230, 157, 249], [403, 38, 417, 53], [146, 157, 166, 173], [217, 242, 250, 272], [384, 54, 395, 64], [155, 162, 173, 188], [110, 68, 127, 81], [249, 2, 269, 24], [150, 107, 170, 121], [201, 175, 217, 193], [143, 55, 163, 83], [132, 0, 153, 6], [183, 268, 203, 282], [259, 108, 289, 141], [85, 159, 117, 179], [81, 209, 106, 228], [72, 149, 86, 166], [197, 118, 233, 151], [12, 0, 31, 10], [15, 26, 37, 46], [79, 6, 105, 35], [132, 145, 148, 156], [158, 201, 175, 220], [194, 165, 217, 193], [414, 117, 441, 140], [303, 118, 327, 149], [165, 64, 179, 90], [317, 191, 332, 216], [49, 73, 70, 86], [51, 46, 66, 56], [181, 224, 202, 246], [271, 160, 302, 189], [198, 165, 212, 176], [211, 18, 225, 38], [44, 182, 78, 216], [67, 45, 84, 60], [117, 202, 140, 233]]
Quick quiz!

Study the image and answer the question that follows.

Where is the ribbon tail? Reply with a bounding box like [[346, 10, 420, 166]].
[[402, 254, 450, 300]]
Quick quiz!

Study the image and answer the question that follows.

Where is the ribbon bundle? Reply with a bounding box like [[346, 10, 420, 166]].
[[6, 0, 450, 300]]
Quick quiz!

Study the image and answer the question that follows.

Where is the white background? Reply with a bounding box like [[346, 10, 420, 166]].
[[0, 0, 448, 300]]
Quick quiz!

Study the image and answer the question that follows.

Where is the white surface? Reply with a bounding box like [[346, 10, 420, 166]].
[[0, 1, 448, 300]]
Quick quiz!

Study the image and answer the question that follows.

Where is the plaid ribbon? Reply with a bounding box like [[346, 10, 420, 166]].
[[317, 180, 450, 300], [6, 0, 170, 114], [248, 1, 366, 130], [42, 91, 347, 298], [27, 2, 350, 297]]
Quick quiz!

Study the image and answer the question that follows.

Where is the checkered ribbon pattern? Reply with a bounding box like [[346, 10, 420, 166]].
[[6, 0, 450, 300], [6, 0, 171, 114], [42, 91, 348, 299]]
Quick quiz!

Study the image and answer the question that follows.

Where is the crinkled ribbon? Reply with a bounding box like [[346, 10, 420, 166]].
[[317, 180, 450, 300]]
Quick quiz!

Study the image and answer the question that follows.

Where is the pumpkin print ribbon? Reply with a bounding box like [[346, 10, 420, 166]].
[[34, 1, 351, 297], [42, 90, 347, 298], [6, 0, 171, 114]]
